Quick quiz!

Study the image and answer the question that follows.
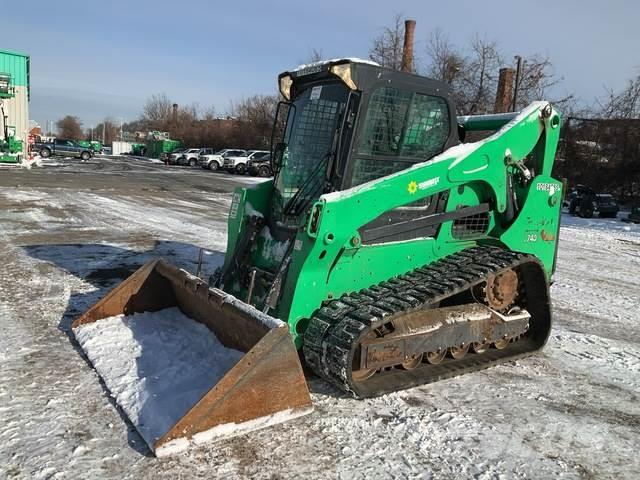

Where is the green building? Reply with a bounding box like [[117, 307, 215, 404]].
[[0, 49, 30, 156]]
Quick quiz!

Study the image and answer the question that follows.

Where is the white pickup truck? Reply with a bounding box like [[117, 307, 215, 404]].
[[177, 148, 210, 166], [224, 150, 270, 174], [168, 148, 200, 165], [198, 148, 246, 171]]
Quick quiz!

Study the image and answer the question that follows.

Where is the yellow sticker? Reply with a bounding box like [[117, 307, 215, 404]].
[[407, 181, 418, 194]]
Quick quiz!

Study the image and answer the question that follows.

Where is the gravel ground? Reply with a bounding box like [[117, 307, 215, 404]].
[[0, 157, 638, 479]]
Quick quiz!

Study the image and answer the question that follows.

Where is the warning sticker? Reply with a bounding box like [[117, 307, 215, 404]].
[[229, 192, 241, 219], [310, 86, 322, 100]]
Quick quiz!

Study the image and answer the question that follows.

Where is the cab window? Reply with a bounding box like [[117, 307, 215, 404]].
[[358, 87, 449, 158], [351, 87, 450, 187]]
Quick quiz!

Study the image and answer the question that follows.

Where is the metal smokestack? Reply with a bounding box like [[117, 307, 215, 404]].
[[401, 19, 416, 72]]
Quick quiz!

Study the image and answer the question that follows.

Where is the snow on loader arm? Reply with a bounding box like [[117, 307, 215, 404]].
[[72, 259, 313, 456]]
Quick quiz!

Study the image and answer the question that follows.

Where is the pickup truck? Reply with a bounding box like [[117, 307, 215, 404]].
[[182, 148, 211, 167], [224, 150, 270, 174], [36, 138, 94, 160], [247, 151, 272, 177], [198, 148, 247, 171], [168, 148, 205, 166]]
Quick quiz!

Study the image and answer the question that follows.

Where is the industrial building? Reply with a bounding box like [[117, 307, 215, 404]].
[[0, 49, 30, 157]]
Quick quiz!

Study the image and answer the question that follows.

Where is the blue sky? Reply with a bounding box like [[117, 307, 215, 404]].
[[3, 0, 638, 128]]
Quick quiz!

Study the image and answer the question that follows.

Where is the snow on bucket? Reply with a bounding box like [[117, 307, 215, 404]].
[[72, 259, 313, 456]]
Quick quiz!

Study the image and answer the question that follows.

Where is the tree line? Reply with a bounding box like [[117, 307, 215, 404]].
[[555, 76, 640, 202]]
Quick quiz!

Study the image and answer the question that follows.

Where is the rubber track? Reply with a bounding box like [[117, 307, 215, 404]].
[[303, 245, 547, 397]]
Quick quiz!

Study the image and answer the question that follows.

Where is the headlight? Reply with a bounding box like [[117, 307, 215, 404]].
[[279, 74, 293, 100], [330, 63, 357, 90]]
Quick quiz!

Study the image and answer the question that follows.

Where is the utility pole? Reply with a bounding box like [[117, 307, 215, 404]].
[[512, 55, 523, 111], [102, 122, 105, 145]]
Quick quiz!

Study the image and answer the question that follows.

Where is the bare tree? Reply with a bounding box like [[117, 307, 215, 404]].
[[425, 29, 466, 85], [556, 72, 640, 203], [424, 32, 569, 114], [514, 55, 573, 111], [426, 31, 502, 115], [598, 72, 640, 119], [56, 115, 83, 139], [142, 93, 174, 127], [459, 36, 502, 114], [229, 94, 280, 148], [91, 118, 119, 144], [369, 14, 405, 70], [308, 48, 324, 63]]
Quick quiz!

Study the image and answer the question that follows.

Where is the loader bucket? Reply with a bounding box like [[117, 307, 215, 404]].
[[71, 259, 313, 456]]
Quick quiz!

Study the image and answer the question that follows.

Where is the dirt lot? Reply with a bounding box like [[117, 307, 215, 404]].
[[1, 157, 639, 479]]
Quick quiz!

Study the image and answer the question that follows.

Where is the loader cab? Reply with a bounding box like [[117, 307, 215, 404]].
[[272, 59, 459, 224]]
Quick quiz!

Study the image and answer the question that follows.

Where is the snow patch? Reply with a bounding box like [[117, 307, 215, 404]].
[[73, 308, 244, 451], [245, 202, 264, 218], [155, 406, 313, 457], [293, 57, 380, 72], [259, 226, 290, 263], [177, 267, 285, 329]]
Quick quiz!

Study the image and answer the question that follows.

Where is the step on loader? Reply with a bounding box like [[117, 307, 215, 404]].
[[73, 59, 562, 455]]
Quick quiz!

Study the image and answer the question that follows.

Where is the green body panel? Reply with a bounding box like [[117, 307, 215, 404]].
[[458, 112, 518, 132], [78, 140, 100, 152], [0, 50, 30, 87], [222, 102, 562, 348], [147, 139, 181, 158], [130, 143, 146, 155], [0, 127, 23, 163]]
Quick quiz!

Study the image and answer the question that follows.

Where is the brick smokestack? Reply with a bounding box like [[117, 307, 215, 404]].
[[401, 19, 416, 73], [172, 103, 179, 124], [494, 68, 515, 113]]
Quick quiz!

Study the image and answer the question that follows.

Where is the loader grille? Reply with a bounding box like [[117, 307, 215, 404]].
[[451, 210, 490, 239]]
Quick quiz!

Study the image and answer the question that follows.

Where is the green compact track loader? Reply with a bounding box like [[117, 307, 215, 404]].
[[1, 100, 23, 163], [74, 59, 562, 455]]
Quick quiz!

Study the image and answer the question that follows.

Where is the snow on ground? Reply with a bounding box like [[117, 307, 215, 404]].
[[73, 308, 243, 453], [0, 161, 639, 479]]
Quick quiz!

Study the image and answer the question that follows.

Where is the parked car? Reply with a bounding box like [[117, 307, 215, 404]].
[[198, 148, 247, 171], [225, 150, 270, 174], [247, 151, 272, 177], [622, 205, 640, 224], [35, 138, 94, 160], [594, 194, 619, 218], [567, 185, 619, 218]]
